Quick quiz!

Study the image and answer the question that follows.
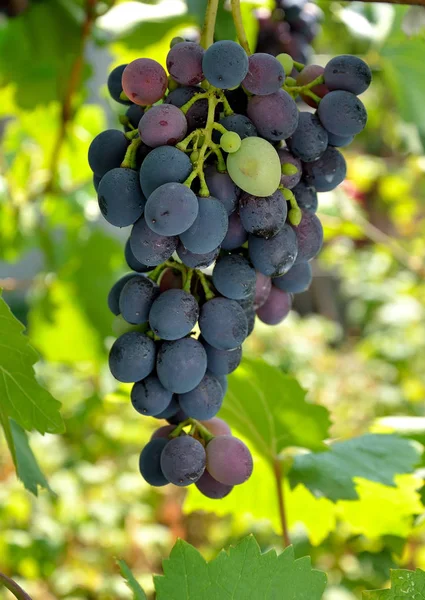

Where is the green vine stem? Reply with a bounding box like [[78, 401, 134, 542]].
[[231, 0, 251, 55], [183, 268, 194, 292], [121, 136, 142, 169], [293, 60, 305, 72], [169, 418, 215, 443], [283, 74, 325, 101], [200, 0, 220, 49], [198, 271, 215, 301]]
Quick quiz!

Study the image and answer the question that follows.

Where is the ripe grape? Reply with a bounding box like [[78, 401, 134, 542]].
[[212, 255, 256, 301], [125, 238, 150, 273], [98, 168, 146, 227], [217, 375, 228, 395], [119, 275, 159, 325], [139, 438, 169, 486], [139, 146, 192, 199], [145, 183, 199, 236], [216, 114, 257, 143], [196, 470, 233, 499], [159, 268, 183, 292], [160, 435, 206, 486], [122, 58, 168, 106], [139, 104, 187, 148], [273, 261, 312, 293], [125, 104, 145, 129], [154, 396, 180, 420], [202, 40, 249, 89], [247, 90, 299, 141], [303, 147, 347, 192], [201, 339, 242, 376], [286, 113, 328, 163], [243, 52, 285, 96], [165, 86, 209, 132], [151, 425, 176, 440], [254, 272, 272, 310], [227, 137, 282, 197], [131, 375, 173, 416], [256, 286, 292, 325], [199, 298, 248, 350], [324, 54, 372, 95], [179, 372, 224, 420], [206, 436, 253, 485], [327, 132, 355, 147], [108, 274, 136, 316], [318, 90, 367, 137], [156, 337, 207, 394], [109, 331, 156, 383], [292, 180, 318, 213], [130, 218, 178, 266], [88, 130, 128, 177], [179, 196, 228, 254], [176, 243, 219, 269], [239, 190, 287, 239], [278, 148, 302, 190], [296, 64, 329, 107], [200, 417, 231, 437], [166, 42, 205, 86], [249, 224, 298, 277], [292, 211, 323, 263], [204, 165, 240, 215], [93, 174, 102, 192], [107, 64, 131, 104], [149, 289, 199, 340], [221, 212, 248, 251]]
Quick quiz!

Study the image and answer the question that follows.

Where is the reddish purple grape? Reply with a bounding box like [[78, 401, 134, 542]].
[[247, 90, 298, 141], [196, 470, 233, 499], [296, 64, 329, 108], [122, 58, 168, 106], [200, 418, 231, 437], [256, 286, 292, 326], [206, 436, 253, 485], [166, 42, 205, 86], [278, 148, 302, 190], [151, 425, 176, 440], [242, 53, 285, 96], [139, 104, 187, 148], [292, 211, 323, 263], [221, 212, 247, 251], [254, 272, 272, 310], [159, 268, 183, 293]]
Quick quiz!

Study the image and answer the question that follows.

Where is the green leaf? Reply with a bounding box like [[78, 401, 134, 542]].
[[289, 434, 421, 502], [117, 560, 147, 600], [0, 295, 64, 435], [10, 419, 54, 496], [154, 535, 327, 599], [0, 572, 32, 600], [364, 568, 425, 598], [222, 358, 331, 463]]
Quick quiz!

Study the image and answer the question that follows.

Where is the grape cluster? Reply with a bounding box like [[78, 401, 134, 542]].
[[256, 0, 322, 64], [89, 37, 371, 497]]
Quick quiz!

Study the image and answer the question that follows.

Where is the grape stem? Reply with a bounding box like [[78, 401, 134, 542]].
[[169, 419, 214, 443], [231, 0, 251, 55], [198, 271, 215, 301], [121, 136, 142, 169], [282, 74, 325, 100], [200, 0, 220, 49], [183, 268, 194, 292], [273, 458, 291, 548], [293, 61, 305, 72]]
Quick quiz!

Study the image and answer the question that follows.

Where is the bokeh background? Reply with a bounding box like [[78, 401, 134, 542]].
[[1, 0, 425, 598]]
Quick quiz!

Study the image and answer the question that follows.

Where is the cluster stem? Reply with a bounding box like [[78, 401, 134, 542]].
[[231, 0, 251, 55]]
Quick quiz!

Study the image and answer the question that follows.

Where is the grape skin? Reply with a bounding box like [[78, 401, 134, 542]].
[[200, 417, 231, 437], [179, 372, 224, 420], [227, 137, 282, 197], [88, 130, 128, 177], [286, 113, 328, 163], [119, 275, 160, 325], [160, 435, 206, 486], [109, 331, 156, 383], [256, 286, 292, 325], [149, 289, 199, 340], [130, 218, 178, 266], [139, 146, 192, 199], [292, 180, 318, 213], [202, 40, 249, 89], [196, 470, 233, 499], [151, 424, 176, 440], [217, 375, 228, 395], [203, 166, 240, 216], [292, 211, 323, 263], [254, 272, 272, 310], [249, 223, 298, 277], [159, 268, 183, 292], [303, 147, 347, 192], [108, 274, 136, 316], [221, 212, 248, 251], [154, 396, 180, 420], [156, 337, 207, 394], [125, 238, 150, 273], [242, 53, 285, 96], [199, 298, 248, 350], [201, 339, 242, 376], [145, 183, 199, 236], [180, 196, 228, 254], [166, 42, 205, 86], [206, 436, 253, 485], [107, 64, 131, 105], [247, 90, 299, 141], [176, 243, 219, 269], [131, 375, 173, 417], [216, 114, 257, 143], [318, 90, 367, 137], [296, 64, 329, 108], [139, 104, 188, 148], [327, 132, 354, 148], [239, 190, 287, 239], [324, 54, 372, 95], [278, 148, 302, 190], [139, 438, 169, 486], [98, 168, 146, 228], [273, 261, 312, 294], [125, 104, 145, 129], [212, 254, 256, 300], [122, 58, 168, 106], [165, 86, 209, 132]]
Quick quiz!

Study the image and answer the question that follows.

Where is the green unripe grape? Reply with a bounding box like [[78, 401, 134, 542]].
[[277, 53, 294, 75], [221, 131, 241, 154], [190, 150, 199, 163], [289, 206, 302, 226], [281, 163, 299, 176], [285, 77, 297, 87], [227, 138, 282, 197], [282, 188, 295, 202], [168, 76, 179, 92], [170, 36, 185, 48]]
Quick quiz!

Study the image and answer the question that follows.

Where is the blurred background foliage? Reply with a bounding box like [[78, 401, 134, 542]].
[[1, 0, 425, 598]]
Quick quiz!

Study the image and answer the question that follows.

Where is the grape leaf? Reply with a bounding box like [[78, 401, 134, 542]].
[[154, 535, 327, 599], [117, 560, 147, 600], [10, 419, 54, 496], [0, 295, 64, 435], [221, 358, 331, 462], [363, 568, 425, 598], [289, 434, 421, 501]]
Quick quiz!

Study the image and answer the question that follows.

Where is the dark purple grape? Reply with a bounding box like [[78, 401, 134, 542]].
[[139, 438, 169, 486], [273, 261, 312, 293], [156, 338, 207, 394], [254, 272, 272, 310], [206, 436, 253, 485], [139, 146, 192, 198], [119, 275, 159, 325], [324, 54, 372, 95], [108, 64, 131, 105], [293, 180, 318, 213], [327, 132, 355, 147], [217, 114, 257, 142], [139, 104, 187, 148], [204, 165, 240, 215], [302, 147, 346, 192], [199, 298, 248, 350], [166, 42, 205, 86], [130, 218, 178, 266], [201, 339, 242, 376], [125, 104, 145, 129], [256, 286, 292, 325], [179, 197, 228, 254], [98, 168, 146, 227], [179, 372, 224, 420], [154, 396, 180, 420], [88, 130, 128, 177], [109, 331, 156, 383], [151, 425, 176, 440], [242, 53, 285, 95], [125, 238, 151, 273], [131, 375, 173, 416], [278, 148, 302, 189], [196, 470, 233, 499], [247, 89, 299, 141], [249, 224, 298, 277], [176, 243, 219, 269], [160, 435, 206, 486], [212, 255, 256, 300], [292, 211, 323, 263], [318, 90, 367, 137], [239, 190, 287, 239], [286, 112, 328, 163], [145, 183, 199, 236], [165, 86, 209, 132], [221, 212, 248, 251], [122, 59, 168, 106], [202, 41, 249, 89], [108, 274, 136, 316], [149, 289, 199, 340]]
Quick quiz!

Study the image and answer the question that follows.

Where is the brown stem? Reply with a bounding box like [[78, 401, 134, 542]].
[[273, 458, 290, 548], [0, 572, 33, 600], [347, 0, 425, 5]]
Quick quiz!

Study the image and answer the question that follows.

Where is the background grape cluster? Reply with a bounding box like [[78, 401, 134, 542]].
[[88, 35, 371, 499]]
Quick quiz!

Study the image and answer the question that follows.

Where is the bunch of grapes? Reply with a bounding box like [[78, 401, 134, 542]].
[[88, 36, 371, 497], [256, 0, 322, 64]]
